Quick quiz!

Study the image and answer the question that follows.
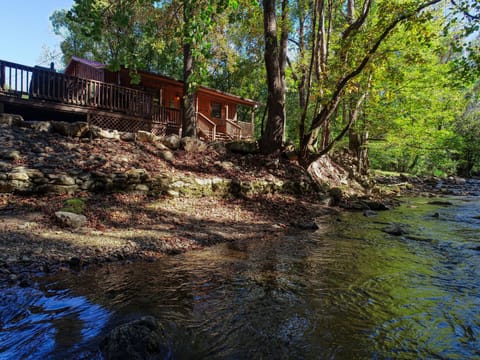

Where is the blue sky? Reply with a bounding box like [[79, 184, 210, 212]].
[[1, 0, 74, 67]]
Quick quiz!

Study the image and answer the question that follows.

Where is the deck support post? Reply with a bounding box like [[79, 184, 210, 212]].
[[251, 107, 255, 132]]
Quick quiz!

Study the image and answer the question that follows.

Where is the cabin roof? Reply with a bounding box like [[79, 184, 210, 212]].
[[66, 56, 258, 108], [70, 56, 106, 69]]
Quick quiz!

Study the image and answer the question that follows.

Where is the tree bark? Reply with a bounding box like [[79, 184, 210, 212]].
[[182, 2, 196, 138], [260, 0, 288, 155]]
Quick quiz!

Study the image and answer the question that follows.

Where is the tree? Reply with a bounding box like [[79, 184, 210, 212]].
[[58, 0, 246, 138], [454, 81, 480, 176], [297, 0, 444, 165], [363, 14, 467, 175], [260, 0, 289, 154]]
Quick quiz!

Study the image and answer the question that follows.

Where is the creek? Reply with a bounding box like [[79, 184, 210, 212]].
[[1, 194, 479, 359]]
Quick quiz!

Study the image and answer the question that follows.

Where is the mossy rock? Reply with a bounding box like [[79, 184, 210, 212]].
[[60, 198, 86, 214]]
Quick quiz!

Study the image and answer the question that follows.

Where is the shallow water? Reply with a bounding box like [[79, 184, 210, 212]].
[[1, 196, 479, 359]]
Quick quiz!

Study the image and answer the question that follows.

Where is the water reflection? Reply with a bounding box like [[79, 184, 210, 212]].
[[0, 286, 110, 359], [1, 197, 480, 358]]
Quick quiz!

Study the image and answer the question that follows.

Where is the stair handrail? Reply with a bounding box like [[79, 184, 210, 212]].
[[196, 111, 216, 141], [225, 118, 242, 140]]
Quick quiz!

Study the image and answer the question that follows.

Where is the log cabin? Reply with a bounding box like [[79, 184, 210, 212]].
[[64, 56, 257, 140], [0, 57, 257, 141]]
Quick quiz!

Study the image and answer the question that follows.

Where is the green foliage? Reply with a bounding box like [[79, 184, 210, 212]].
[[61, 198, 86, 214], [51, 0, 480, 175], [365, 15, 469, 176], [453, 82, 480, 175]]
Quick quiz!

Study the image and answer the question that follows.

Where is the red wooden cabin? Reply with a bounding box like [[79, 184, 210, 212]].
[[65, 56, 257, 140]]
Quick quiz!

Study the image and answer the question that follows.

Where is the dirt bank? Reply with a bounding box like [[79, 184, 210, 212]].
[[0, 119, 337, 285], [0, 191, 338, 286]]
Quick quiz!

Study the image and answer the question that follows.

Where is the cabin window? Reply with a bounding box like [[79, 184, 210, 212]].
[[211, 102, 222, 119]]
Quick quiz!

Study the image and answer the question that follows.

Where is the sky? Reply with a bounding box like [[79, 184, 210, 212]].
[[0, 0, 74, 68]]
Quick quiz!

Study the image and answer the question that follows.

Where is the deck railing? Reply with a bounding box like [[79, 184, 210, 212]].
[[152, 105, 181, 135], [225, 118, 242, 140], [237, 120, 254, 139], [0, 60, 152, 118]]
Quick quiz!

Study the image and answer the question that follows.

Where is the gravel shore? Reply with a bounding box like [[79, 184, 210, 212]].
[[0, 191, 336, 286]]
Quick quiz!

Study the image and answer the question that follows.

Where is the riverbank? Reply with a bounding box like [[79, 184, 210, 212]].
[[0, 116, 340, 285], [0, 191, 341, 286], [0, 116, 474, 286]]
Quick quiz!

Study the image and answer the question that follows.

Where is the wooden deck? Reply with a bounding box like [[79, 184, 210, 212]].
[[0, 60, 175, 134], [1, 60, 254, 140]]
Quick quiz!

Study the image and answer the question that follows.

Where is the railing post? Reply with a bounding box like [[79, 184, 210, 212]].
[[0, 62, 4, 90]]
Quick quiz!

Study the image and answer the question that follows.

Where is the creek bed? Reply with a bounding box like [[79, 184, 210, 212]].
[[1, 196, 479, 358]]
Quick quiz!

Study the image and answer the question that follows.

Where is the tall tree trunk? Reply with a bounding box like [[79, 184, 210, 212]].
[[182, 2, 196, 138], [260, 0, 288, 155]]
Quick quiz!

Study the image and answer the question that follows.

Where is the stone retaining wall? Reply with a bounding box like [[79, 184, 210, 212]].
[[0, 114, 316, 198], [0, 166, 314, 198]]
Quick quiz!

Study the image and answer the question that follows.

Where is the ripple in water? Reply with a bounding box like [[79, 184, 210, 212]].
[[1, 196, 479, 359], [0, 286, 110, 359]]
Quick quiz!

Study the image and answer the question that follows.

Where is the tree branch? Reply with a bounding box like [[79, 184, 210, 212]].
[[308, 0, 443, 134], [343, 0, 372, 40], [450, 0, 480, 20]]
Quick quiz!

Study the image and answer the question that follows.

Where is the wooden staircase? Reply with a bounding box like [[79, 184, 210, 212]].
[[214, 132, 233, 142]]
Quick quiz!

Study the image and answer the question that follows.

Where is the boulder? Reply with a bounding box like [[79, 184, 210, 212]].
[[98, 128, 120, 140], [51, 121, 71, 136], [26, 121, 52, 133], [214, 160, 236, 172], [0, 113, 23, 126], [54, 211, 87, 228], [181, 137, 207, 153], [208, 141, 227, 155], [153, 141, 169, 151], [159, 150, 174, 162], [101, 316, 169, 360], [85, 125, 102, 139], [51, 121, 88, 137], [125, 168, 149, 182], [70, 122, 89, 137], [8, 168, 29, 181], [0, 150, 21, 161], [162, 134, 181, 150], [137, 130, 158, 143], [120, 132, 136, 142]]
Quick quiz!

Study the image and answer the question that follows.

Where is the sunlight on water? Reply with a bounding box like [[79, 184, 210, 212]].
[[1, 196, 479, 359]]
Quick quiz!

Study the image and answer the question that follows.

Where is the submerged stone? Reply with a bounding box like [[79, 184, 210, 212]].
[[101, 316, 169, 360], [382, 223, 409, 236]]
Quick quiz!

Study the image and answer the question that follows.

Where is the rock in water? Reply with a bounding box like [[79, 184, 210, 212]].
[[382, 223, 408, 236], [363, 209, 377, 217], [427, 200, 453, 206], [101, 316, 169, 360], [295, 221, 319, 230]]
